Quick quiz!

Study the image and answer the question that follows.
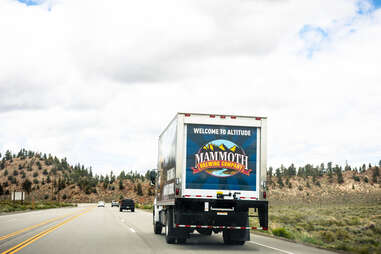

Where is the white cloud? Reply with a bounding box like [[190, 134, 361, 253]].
[[0, 0, 380, 175]]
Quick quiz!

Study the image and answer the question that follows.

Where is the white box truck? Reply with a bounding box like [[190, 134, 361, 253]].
[[153, 113, 268, 245]]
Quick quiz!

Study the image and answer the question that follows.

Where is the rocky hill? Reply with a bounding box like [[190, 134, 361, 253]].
[[267, 167, 381, 204], [0, 149, 155, 204]]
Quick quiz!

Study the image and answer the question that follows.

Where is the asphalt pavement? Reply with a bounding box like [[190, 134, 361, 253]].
[[0, 204, 337, 254]]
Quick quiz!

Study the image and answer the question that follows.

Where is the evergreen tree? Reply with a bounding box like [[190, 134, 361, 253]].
[[0, 184, 3, 195], [137, 183, 143, 196], [277, 175, 284, 188], [337, 171, 344, 184], [268, 167, 273, 179], [4, 169, 8, 176], [119, 179, 124, 190], [288, 164, 296, 176], [22, 179, 32, 195], [5, 150, 12, 160]]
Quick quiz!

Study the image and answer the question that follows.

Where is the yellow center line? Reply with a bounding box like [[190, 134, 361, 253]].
[[1, 207, 94, 254], [0, 207, 92, 241]]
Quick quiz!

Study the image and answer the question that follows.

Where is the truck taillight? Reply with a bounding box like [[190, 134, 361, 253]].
[[210, 115, 215, 118], [220, 115, 226, 119], [255, 117, 261, 120], [263, 191, 267, 199], [231, 116, 236, 119], [176, 188, 179, 195], [185, 113, 191, 117]]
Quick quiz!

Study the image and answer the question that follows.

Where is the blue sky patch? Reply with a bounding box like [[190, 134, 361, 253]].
[[372, 0, 381, 8], [17, 0, 44, 6], [357, 0, 381, 15], [299, 25, 328, 58]]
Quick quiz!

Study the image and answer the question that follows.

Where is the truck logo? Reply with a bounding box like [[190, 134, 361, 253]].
[[192, 139, 252, 177]]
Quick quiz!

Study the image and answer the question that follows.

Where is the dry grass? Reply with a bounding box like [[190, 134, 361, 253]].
[[251, 202, 381, 254]]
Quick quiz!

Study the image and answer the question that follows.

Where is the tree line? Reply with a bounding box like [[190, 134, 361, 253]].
[[0, 149, 156, 197], [268, 161, 381, 189]]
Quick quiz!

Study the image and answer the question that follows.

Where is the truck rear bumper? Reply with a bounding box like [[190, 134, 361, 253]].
[[173, 198, 268, 230]]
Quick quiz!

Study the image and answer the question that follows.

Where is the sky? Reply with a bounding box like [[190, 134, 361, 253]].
[[0, 0, 380, 175]]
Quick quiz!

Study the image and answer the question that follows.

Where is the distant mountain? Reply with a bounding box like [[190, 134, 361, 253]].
[[202, 143, 244, 154]]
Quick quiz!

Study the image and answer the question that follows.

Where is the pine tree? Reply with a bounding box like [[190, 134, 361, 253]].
[[137, 183, 143, 196], [22, 179, 32, 195], [119, 179, 124, 190], [277, 175, 284, 188]]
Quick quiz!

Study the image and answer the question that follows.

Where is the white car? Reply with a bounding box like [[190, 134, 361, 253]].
[[97, 201, 105, 207]]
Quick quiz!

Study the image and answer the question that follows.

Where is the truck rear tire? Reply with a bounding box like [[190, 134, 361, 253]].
[[223, 231, 247, 245], [223, 231, 233, 245], [177, 237, 186, 244], [154, 222, 162, 234], [165, 209, 176, 244]]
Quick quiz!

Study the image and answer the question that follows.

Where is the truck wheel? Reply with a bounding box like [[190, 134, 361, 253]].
[[223, 231, 233, 245], [154, 222, 162, 234], [131, 208, 135, 212], [165, 209, 175, 244], [120, 208, 122, 212], [153, 208, 162, 234], [177, 238, 186, 244]]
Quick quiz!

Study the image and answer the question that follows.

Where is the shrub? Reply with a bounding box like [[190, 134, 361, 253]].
[[320, 231, 335, 243], [44, 194, 49, 200], [33, 179, 39, 184], [364, 177, 369, 183], [353, 175, 360, 182], [298, 185, 303, 191], [13, 170, 18, 176], [33, 172, 38, 178], [272, 227, 294, 239], [62, 194, 67, 200]]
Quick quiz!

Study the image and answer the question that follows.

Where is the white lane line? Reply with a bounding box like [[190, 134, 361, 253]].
[[129, 227, 136, 233], [249, 241, 294, 254]]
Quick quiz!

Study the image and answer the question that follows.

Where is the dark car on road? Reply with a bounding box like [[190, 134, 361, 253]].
[[120, 199, 135, 212]]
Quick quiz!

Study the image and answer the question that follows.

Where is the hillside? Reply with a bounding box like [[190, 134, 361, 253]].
[[1, 149, 380, 204], [0, 149, 155, 204], [268, 169, 381, 204]]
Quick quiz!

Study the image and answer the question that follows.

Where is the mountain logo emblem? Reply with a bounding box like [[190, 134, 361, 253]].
[[191, 139, 252, 177]]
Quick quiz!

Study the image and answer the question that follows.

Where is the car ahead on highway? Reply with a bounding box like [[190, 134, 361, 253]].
[[120, 199, 135, 212], [97, 201, 105, 207], [111, 200, 119, 207]]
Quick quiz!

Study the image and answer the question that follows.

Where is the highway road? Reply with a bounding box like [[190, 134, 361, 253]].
[[0, 204, 336, 254]]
